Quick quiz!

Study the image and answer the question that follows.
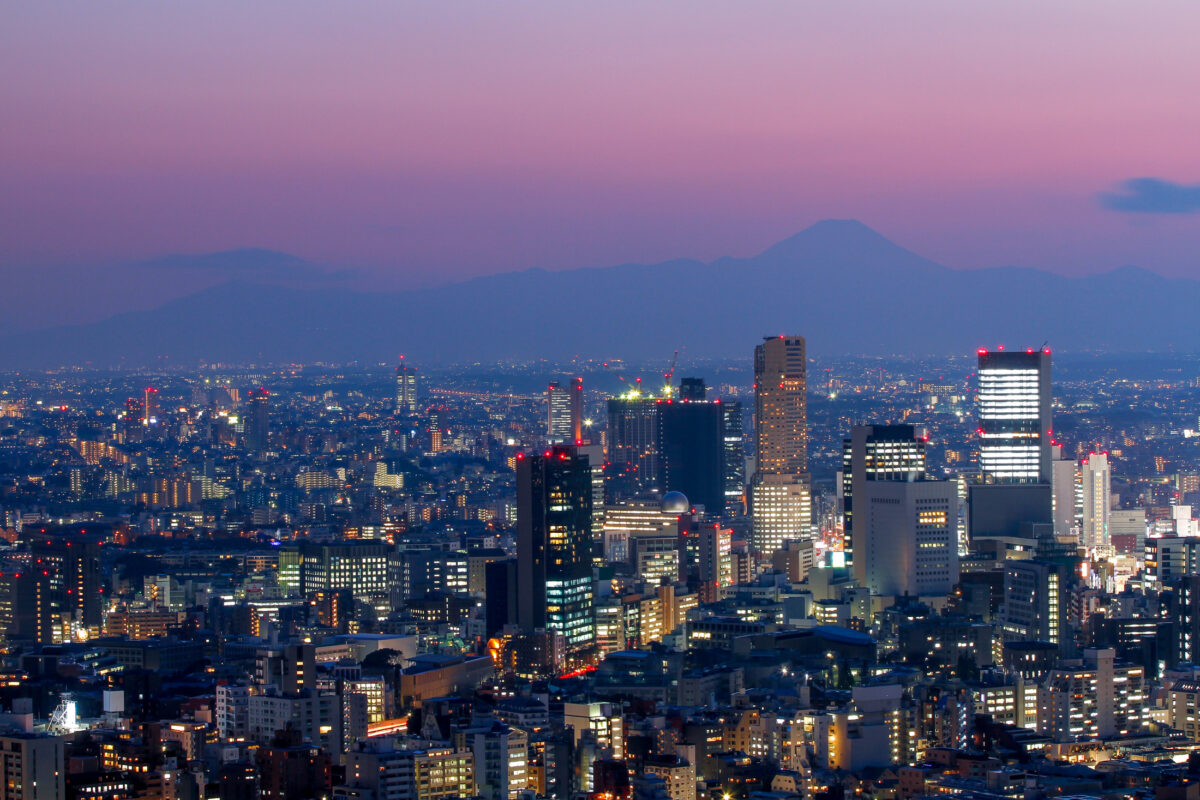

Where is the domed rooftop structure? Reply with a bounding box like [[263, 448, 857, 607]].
[[660, 491, 690, 514]]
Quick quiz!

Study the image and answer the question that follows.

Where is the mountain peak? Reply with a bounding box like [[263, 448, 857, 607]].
[[755, 219, 935, 270]]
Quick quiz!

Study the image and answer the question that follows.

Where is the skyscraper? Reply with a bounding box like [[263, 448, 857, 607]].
[[658, 399, 725, 515], [547, 380, 580, 444], [143, 386, 160, 433], [606, 396, 661, 499], [245, 387, 270, 453], [754, 336, 808, 474], [1081, 452, 1111, 553], [395, 359, 419, 415], [721, 401, 746, 515], [1051, 444, 1081, 540], [517, 446, 595, 660], [970, 347, 1054, 538], [570, 376, 584, 444], [751, 336, 809, 554], [976, 348, 1052, 484], [842, 424, 928, 581]]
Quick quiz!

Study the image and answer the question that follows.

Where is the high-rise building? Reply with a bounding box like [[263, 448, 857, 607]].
[[697, 524, 732, 603], [1038, 648, 1148, 741], [606, 396, 662, 499], [858, 478, 959, 597], [570, 376, 583, 443], [751, 336, 809, 555], [754, 336, 808, 474], [395, 359, 419, 415], [245, 387, 270, 453], [976, 348, 1052, 484], [1081, 452, 1111, 553], [143, 386, 160, 432], [750, 475, 812, 556], [842, 425, 927, 581], [999, 559, 1076, 649], [547, 381, 578, 443], [427, 407, 444, 454], [517, 446, 595, 660], [970, 347, 1054, 538], [1051, 444, 1080, 539], [13, 532, 105, 643], [722, 402, 746, 514], [122, 396, 145, 442], [658, 399, 724, 515]]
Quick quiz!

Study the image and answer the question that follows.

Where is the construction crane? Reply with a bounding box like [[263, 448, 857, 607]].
[[662, 349, 679, 395], [602, 362, 635, 396]]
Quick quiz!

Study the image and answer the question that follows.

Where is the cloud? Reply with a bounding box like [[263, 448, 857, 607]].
[[1099, 178, 1200, 214]]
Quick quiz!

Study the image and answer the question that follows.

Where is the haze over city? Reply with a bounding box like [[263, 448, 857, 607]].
[[5, 5, 1200, 800]]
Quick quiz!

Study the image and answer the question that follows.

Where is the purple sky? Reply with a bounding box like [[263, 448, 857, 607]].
[[4, 2, 1200, 325]]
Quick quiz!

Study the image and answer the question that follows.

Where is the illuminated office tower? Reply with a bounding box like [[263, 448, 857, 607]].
[[722, 402, 746, 514], [970, 347, 1054, 538], [842, 425, 927, 582], [517, 446, 595, 660], [1081, 452, 1111, 553], [395, 359, 419, 415], [245, 387, 270, 453], [547, 381, 581, 444], [754, 336, 808, 473], [976, 348, 1052, 483], [751, 335, 809, 555], [749, 474, 812, 555]]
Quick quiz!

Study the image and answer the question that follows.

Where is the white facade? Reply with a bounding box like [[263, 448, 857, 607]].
[[861, 479, 959, 597], [1081, 453, 1111, 552]]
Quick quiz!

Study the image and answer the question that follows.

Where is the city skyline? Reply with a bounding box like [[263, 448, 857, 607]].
[[6, 4, 1200, 797]]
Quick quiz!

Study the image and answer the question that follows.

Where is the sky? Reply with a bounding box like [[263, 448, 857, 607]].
[[4, 1, 1200, 326]]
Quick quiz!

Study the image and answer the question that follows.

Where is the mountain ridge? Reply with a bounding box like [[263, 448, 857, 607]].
[[4, 220, 1197, 368]]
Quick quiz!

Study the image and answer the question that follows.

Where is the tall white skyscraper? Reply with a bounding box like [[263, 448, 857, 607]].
[[977, 348, 1052, 484], [1081, 452, 1111, 552], [1051, 444, 1081, 540]]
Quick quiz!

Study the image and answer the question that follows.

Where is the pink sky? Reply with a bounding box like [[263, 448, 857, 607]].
[[3, 1, 1200, 323]]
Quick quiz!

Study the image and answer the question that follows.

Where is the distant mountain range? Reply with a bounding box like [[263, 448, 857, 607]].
[[6, 220, 1198, 368]]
